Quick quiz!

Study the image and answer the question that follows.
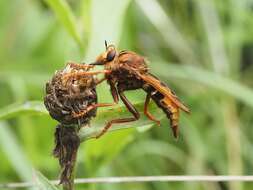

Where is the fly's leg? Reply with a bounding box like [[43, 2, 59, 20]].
[[144, 92, 161, 126], [72, 103, 116, 118], [95, 117, 139, 139], [96, 87, 140, 138], [67, 61, 95, 70], [62, 70, 111, 82], [96, 77, 107, 85], [73, 82, 120, 132], [109, 80, 119, 103]]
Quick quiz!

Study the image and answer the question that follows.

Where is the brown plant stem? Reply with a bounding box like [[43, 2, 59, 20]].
[[53, 125, 80, 190]]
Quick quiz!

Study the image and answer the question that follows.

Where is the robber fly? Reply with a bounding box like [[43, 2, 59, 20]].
[[63, 43, 190, 138], [91, 41, 190, 138], [44, 61, 114, 188]]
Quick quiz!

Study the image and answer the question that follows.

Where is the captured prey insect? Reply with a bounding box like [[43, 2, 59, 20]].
[[44, 61, 114, 126], [44, 61, 114, 188], [89, 41, 190, 138]]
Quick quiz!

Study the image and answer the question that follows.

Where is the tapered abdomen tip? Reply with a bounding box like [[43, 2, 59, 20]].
[[172, 125, 179, 139]]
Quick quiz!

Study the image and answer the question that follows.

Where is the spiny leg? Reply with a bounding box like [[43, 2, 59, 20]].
[[72, 103, 116, 118], [96, 89, 140, 138], [109, 81, 119, 103], [95, 118, 139, 139], [63, 70, 111, 81], [144, 92, 161, 126], [96, 77, 107, 85], [67, 61, 94, 70]]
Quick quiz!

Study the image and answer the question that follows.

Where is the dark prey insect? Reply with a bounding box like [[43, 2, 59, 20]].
[[64, 42, 190, 138], [44, 62, 113, 189], [44, 61, 113, 126]]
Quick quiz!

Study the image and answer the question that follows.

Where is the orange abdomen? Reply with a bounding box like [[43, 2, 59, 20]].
[[142, 83, 181, 138]]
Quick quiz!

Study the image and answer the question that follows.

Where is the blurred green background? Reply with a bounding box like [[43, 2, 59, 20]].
[[1, 0, 253, 189]]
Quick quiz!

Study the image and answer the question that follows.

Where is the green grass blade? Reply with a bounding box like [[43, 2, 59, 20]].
[[0, 122, 35, 190], [137, 0, 196, 64], [35, 171, 59, 190], [85, 0, 131, 60], [125, 140, 186, 167], [44, 0, 83, 50], [197, 0, 229, 74], [0, 101, 47, 121]]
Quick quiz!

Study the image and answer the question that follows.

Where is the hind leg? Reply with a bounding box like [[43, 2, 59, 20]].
[[144, 92, 161, 126], [96, 87, 140, 138], [72, 103, 116, 118]]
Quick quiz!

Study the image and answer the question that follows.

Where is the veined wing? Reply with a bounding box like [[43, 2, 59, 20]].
[[139, 73, 190, 113]]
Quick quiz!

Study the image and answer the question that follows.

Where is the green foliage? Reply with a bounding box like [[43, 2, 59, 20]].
[[44, 0, 83, 50], [0, 101, 47, 121], [35, 171, 59, 190], [0, 122, 34, 185], [1, 0, 253, 190]]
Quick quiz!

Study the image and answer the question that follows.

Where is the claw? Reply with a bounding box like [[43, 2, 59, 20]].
[[155, 120, 161, 126]]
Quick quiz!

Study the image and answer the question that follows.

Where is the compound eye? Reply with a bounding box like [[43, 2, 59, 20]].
[[106, 50, 116, 61]]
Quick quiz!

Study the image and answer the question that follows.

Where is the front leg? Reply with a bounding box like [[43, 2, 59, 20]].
[[67, 61, 95, 70], [63, 70, 111, 80], [62, 70, 111, 85]]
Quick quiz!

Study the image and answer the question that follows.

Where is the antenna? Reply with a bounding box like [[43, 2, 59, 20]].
[[104, 40, 108, 49]]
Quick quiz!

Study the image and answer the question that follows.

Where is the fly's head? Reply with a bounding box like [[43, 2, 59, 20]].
[[91, 41, 118, 69]]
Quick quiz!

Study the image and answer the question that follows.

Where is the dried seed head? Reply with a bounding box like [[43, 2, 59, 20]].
[[44, 65, 97, 126]]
